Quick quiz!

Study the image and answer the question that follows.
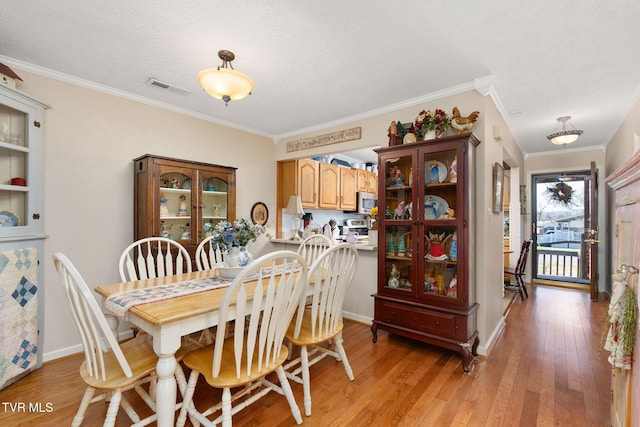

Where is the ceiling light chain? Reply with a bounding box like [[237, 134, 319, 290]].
[[546, 116, 583, 146]]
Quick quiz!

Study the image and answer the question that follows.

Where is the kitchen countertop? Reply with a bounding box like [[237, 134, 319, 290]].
[[269, 238, 377, 251]]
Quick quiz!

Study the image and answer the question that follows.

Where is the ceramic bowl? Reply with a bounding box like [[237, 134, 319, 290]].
[[217, 267, 243, 279]]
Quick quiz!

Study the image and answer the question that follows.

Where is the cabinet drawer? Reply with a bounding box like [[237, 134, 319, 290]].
[[377, 300, 456, 339]]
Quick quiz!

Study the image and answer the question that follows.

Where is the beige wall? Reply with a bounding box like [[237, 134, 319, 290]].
[[275, 89, 521, 355], [14, 69, 276, 360]]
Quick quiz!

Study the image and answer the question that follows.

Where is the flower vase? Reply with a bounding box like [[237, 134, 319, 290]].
[[226, 246, 253, 267], [423, 129, 437, 140]]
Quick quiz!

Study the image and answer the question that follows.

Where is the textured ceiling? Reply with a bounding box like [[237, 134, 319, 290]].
[[2, 1, 640, 158]]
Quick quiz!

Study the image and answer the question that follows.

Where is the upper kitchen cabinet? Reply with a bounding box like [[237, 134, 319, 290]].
[[318, 163, 357, 210], [281, 159, 319, 209], [356, 169, 377, 195], [133, 154, 236, 257]]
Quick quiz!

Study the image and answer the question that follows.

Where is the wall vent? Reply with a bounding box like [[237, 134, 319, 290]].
[[145, 78, 191, 95]]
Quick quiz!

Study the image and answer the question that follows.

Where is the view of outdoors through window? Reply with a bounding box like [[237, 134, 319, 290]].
[[533, 174, 589, 284]]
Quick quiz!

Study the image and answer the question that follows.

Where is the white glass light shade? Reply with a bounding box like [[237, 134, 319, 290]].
[[546, 116, 583, 146], [197, 67, 254, 103]]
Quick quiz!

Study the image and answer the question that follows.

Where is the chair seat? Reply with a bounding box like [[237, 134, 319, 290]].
[[286, 311, 343, 346], [182, 340, 291, 389], [504, 266, 517, 275], [79, 327, 157, 391]]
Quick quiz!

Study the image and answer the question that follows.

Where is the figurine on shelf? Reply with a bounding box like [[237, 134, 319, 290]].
[[404, 201, 413, 219], [177, 194, 188, 216], [159, 193, 169, 217], [385, 205, 392, 219], [160, 221, 173, 239], [439, 208, 455, 220], [446, 274, 458, 298], [426, 231, 450, 261], [388, 166, 404, 186], [430, 162, 440, 183], [408, 167, 413, 185], [171, 178, 180, 189], [424, 196, 438, 220], [213, 203, 221, 216], [388, 264, 400, 288], [394, 201, 406, 219], [449, 156, 458, 183], [180, 223, 191, 240], [388, 121, 398, 146]]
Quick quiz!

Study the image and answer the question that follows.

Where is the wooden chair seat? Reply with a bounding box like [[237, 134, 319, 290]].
[[182, 341, 290, 389], [286, 311, 344, 346]]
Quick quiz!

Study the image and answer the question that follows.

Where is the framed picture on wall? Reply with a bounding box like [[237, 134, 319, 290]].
[[493, 163, 504, 213]]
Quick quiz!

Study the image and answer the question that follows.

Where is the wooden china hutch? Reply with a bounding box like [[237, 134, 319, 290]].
[[133, 154, 236, 259], [371, 133, 480, 372]]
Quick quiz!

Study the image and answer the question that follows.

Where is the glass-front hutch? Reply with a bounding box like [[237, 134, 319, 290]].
[[371, 134, 480, 372], [133, 155, 236, 259]]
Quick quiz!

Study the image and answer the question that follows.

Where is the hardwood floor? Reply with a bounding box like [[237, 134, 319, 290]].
[[0, 284, 612, 426]]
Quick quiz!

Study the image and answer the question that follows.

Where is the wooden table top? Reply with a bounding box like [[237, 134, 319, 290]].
[[95, 270, 258, 327]]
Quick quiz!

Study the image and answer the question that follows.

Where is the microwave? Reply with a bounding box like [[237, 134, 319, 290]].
[[356, 192, 377, 215]]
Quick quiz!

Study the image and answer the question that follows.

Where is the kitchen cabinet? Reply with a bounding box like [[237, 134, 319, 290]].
[[357, 169, 377, 194], [0, 84, 47, 389], [281, 158, 357, 211], [371, 133, 480, 372], [133, 154, 236, 258], [281, 159, 319, 209], [606, 150, 640, 427]]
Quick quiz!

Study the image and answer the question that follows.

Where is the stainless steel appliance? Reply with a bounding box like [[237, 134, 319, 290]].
[[356, 192, 377, 215], [340, 218, 369, 242]]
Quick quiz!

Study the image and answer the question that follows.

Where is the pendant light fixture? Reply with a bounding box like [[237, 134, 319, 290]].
[[198, 50, 254, 106], [546, 116, 583, 146]]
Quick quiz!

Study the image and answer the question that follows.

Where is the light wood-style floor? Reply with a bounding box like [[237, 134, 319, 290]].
[[0, 284, 611, 426]]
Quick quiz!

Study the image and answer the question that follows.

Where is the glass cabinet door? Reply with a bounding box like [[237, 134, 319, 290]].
[[157, 168, 196, 243], [200, 172, 230, 239], [420, 147, 460, 301], [381, 154, 414, 292]]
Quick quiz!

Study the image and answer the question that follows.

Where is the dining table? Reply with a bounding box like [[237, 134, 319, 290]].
[[95, 263, 310, 427], [95, 269, 263, 427]]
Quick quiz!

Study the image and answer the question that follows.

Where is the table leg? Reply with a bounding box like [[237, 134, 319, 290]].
[[155, 353, 177, 427]]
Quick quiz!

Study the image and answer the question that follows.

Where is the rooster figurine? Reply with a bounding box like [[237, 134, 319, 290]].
[[451, 107, 480, 135]]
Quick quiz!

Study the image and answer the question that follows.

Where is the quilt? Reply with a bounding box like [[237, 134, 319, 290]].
[[0, 247, 39, 390]]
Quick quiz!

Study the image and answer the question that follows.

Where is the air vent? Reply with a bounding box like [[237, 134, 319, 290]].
[[145, 78, 191, 95]]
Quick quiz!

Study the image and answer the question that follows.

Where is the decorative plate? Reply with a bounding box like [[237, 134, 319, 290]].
[[250, 202, 269, 225], [424, 195, 449, 220], [425, 160, 448, 183], [403, 132, 416, 144], [0, 210, 20, 227]]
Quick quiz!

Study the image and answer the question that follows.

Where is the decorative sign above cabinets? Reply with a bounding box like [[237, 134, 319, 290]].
[[286, 127, 361, 153]]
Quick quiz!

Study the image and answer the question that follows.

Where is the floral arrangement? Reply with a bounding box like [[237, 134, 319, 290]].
[[414, 109, 450, 139], [369, 206, 379, 230], [209, 218, 265, 250]]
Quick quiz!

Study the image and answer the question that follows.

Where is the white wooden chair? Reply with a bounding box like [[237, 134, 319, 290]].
[[195, 235, 225, 271], [176, 251, 308, 427], [284, 243, 358, 416], [52, 252, 189, 427], [119, 237, 192, 282], [296, 233, 333, 266]]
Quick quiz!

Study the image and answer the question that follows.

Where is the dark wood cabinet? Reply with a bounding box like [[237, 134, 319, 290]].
[[371, 134, 480, 372], [133, 154, 236, 258]]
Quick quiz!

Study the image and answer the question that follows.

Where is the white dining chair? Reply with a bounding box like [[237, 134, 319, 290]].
[[296, 233, 333, 266], [195, 235, 225, 271], [176, 250, 308, 427], [52, 252, 189, 427], [119, 237, 192, 282], [284, 243, 358, 416]]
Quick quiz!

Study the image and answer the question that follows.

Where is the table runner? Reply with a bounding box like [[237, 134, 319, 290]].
[[104, 264, 299, 319], [105, 276, 233, 319]]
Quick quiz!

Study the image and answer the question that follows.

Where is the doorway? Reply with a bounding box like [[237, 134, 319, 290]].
[[531, 171, 592, 286]]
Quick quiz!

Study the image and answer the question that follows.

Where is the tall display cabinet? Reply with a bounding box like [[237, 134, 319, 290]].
[[133, 154, 236, 259], [371, 133, 480, 372], [0, 84, 46, 389], [606, 150, 640, 427]]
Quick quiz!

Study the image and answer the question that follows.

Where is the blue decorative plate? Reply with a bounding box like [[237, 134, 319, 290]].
[[0, 210, 20, 227], [424, 195, 449, 220]]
